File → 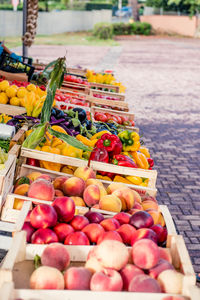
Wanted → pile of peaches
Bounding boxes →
[30,240,185,295]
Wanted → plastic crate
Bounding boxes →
[0,52,34,81]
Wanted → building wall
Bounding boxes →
[0,10,112,37]
[140,15,197,37]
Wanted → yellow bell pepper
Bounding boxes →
[139,147,150,158]
[40,146,61,172]
[114,175,132,184]
[90,131,111,140]
[61,143,83,159]
[76,135,97,147]
[126,176,143,185]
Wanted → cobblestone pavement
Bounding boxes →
[2,37,200,274]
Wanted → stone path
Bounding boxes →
[3,37,200,274]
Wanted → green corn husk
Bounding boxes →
[48,128,92,152]
[23,124,46,149]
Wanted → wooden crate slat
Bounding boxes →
[159,205,177,237]
[0,104,26,116]
[91,106,134,119]
[88,96,129,111]
[0,235,13,252]
[90,88,125,100]
[89,83,120,93]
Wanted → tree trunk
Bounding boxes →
[130,0,139,21]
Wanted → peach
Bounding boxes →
[87,246,98,260]
[53,223,74,242]
[132,239,160,269]
[142,200,159,211]
[158,212,166,227]
[41,243,70,271]
[52,196,75,222]
[129,211,154,229]
[28,179,55,201]
[157,269,184,294]
[31,228,58,244]
[159,247,172,264]
[133,202,143,210]
[131,228,158,245]
[97,231,123,244]
[132,190,142,204]
[148,259,174,279]
[25,210,31,222]
[13,199,25,210]
[117,224,136,245]
[53,176,69,190]
[99,195,122,213]
[90,269,123,291]
[84,211,104,223]
[55,189,64,197]
[63,176,85,197]
[151,224,167,244]
[128,274,161,293]
[99,186,107,198]
[27,171,42,182]
[146,209,160,224]
[13,184,29,195]
[128,208,141,215]
[85,257,103,273]
[92,204,100,209]
[70,215,89,231]
[38,174,52,181]
[30,266,64,289]
[107,182,126,194]
[86,178,104,188]
[64,267,92,290]
[113,187,135,210]
[74,166,96,181]
[120,264,144,291]
[143,195,157,203]
[82,223,105,244]
[30,204,57,229]
[64,231,90,245]
[161,297,185,300]
[83,185,101,207]
[96,240,129,270]
[22,221,35,243]
[100,218,120,231]
[113,212,130,224]
[71,196,86,207]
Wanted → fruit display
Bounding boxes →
[94,111,135,127]
[64,74,89,86]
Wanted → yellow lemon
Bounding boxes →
[6,86,18,98]
[27,83,36,92]
[10,97,20,106]
[0,80,9,91]
[0,92,8,104]
[20,97,26,107]
[17,87,27,98]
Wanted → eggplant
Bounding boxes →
[56,110,65,119]
[50,118,66,125]
[51,108,57,116]
[72,108,86,123]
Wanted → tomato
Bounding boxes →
[107,115,118,123]
[120,116,129,123]
[95,113,108,122]
[130,120,135,126]
[113,115,122,124]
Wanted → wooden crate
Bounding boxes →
[89,83,120,93]
[0,104,26,116]
[0,70,28,82]
[90,89,125,101]
[0,231,196,298]
[88,95,129,112]
[9,125,28,151]
[62,81,90,94]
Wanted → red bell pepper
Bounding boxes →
[96,133,122,156]
[113,154,138,168]
[148,158,154,168]
[89,147,114,177]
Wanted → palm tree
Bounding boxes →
[129,0,139,21]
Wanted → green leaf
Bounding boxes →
[48,128,92,152]
[40,82,57,124]
[43,60,57,74]
[22,124,46,149]
[34,254,41,269]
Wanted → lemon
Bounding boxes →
[6,86,18,98]
[17,87,27,98]
[10,97,20,106]
[0,80,9,92]
[20,97,26,107]
[27,83,36,92]
[0,92,9,104]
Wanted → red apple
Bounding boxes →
[70,215,89,231]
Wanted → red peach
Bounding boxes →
[71,196,86,207]
[148,259,174,279]
[55,189,64,197]
[113,212,130,224]
[62,176,85,197]
[87,246,98,260]
[142,200,159,211]
[53,223,74,242]
[97,231,123,244]
[41,243,70,271]
[53,176,69,190]
[128,208,141,215]
[37,174,52,181]
[100,218,120,231]
[22,221,35,243]
[90,269,123,291]
[64,267,92,290]
[159,247,172,264]
[64,231,90,245]
[129,211,154,229]
[133,202,143,210]
[85,257,103,273]
[83,185,100,207]
[52,196,75,222]
[117,224,136,245]
[70,215,89,231]
[120,264,144,291]
[30,204,57,229]
[31,228,58,244]
[84,211,104,223]
[28,179,55,201]
[132,239,160,269]
[25,210,31,222]
[142,195,158,203]
[128,274,161,293]
[151,224,167,244]
[82,223,105,244]
[131,228,158,246]
[74,167,96,181]
[30,266,64,289]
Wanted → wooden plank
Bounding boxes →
[89,83,120,93]
[9,125,28,150]
[8,144,21,157]
[90,89,125,101]
[189,286,200,300]
[0,235,13,251]
[0,70,28,82]
[0,104,26,116]
[159,205,177,246]
[88,95,129,111]
[91,106,134,119]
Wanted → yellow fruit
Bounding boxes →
[27,83,36,92]
[17,87,27,98]
[0,92,8,104]
[20,97,26,107]
[6,86,18,98]
[0,80,9,91]
[10,97,20,106]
